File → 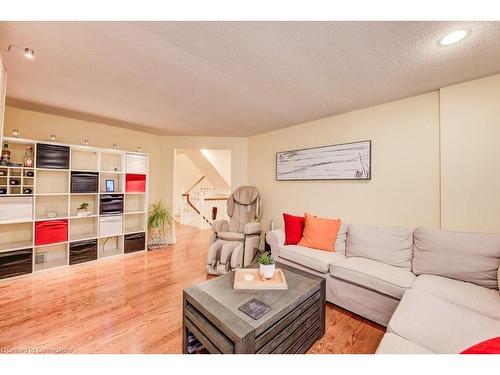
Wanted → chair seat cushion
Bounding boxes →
[376,333,433,354]
[388,289,500,353]
[412,274,500,320]
[217,232,245,241]
[329,257,416,299]
[278,245,345,274]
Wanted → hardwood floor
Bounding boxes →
[0,224,384,354]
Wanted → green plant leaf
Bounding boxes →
[147,200,174,235]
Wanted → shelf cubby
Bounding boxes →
[124,194,146,213]
[70,217,98,241]
[100,173,123,193]
[70,194,98,217]
[98,235,123,258]
[124,213,146,234]
[0,222,33,252]
[36,170,69,194]
[100,152,124,173]
[35,195,69,220]
[2,141,35,166]
[71,148,99,171]
[34,243,68,271]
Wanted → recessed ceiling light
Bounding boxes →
[439,30,469,46]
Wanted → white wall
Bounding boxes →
[440,74,500,232]
[172,152,203,217]
[248,92,441,230]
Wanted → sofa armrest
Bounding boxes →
[212,220,229,233]
[244,222,261,235]
[266,229,286,259]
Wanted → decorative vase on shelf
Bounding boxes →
[77,203,90,217]
[23,146,34,168]
[1,144,11,166]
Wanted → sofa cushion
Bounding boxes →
[346,224,412,268]
[329,256,416,299]
[388,289,500,353]
[460,337,500,354]
[283,213,305,245]
[298,213,341,251]
[412,275,500,320]
[278,245,345,274]
[335,223,347,254]
[413,227,500,288]
[376,333,433,354]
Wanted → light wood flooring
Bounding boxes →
[0,224,384,354]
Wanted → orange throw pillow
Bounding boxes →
[298,213,341,252]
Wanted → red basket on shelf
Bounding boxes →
[35,219,68,246]
[125,174,146,193]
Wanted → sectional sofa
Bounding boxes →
[266,224,500,354]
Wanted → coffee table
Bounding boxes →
[182,263,325,354]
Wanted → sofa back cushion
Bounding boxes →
[413,227,500,289]
[346,224,412,268]
[336,223,347,255]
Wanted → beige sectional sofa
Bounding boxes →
[266,224,500,354]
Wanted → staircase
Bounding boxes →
[181,176,229,229]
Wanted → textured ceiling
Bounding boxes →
[0,21,499,136]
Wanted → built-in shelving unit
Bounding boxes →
[0,136,149,280]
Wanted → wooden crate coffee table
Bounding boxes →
[182,263,325,354]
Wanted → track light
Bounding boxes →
[50,134,56,141]
[24,48,35,59]
[137,146,143,152]
[84,139,89,145]
[12,129,19,137]
[0,44,35,60]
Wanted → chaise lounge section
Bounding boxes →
[266,224,500,353]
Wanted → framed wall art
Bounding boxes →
[276,140,371,181]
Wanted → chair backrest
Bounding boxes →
[227,186,261,233]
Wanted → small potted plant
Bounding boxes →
[258,251,275,279]
[77,202,89,217]
[147,201,174,249]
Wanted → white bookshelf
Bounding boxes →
[0,136,149,280]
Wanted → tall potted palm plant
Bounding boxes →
[147,201,174,249]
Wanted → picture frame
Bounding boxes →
[105,179,115,192]
[276,140,371,181]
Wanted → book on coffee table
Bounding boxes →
[238,298,272,320]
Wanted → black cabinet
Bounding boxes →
[100,194,124,215]
[0,248,32,279]
[36,143,70,169]
[124,232,146,253]
[71,172,99,193]
[69,239,98,265]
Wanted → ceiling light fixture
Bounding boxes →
[0,44,35,59]
[439,30,469,46]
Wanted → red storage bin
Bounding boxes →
[125,174,146,193]
[35,219,68,246]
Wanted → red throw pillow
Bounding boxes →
[460,337,500,354]
[283,213,305,245]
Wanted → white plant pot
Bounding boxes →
[260,263,275,279]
